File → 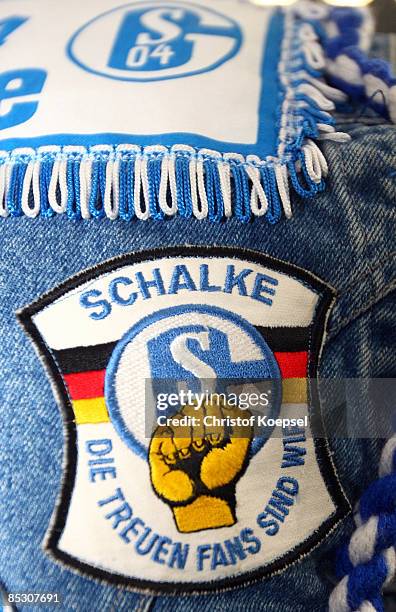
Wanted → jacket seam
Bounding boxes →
[336,250,396,295]
[339,138,376,297]
[328,281,396,337]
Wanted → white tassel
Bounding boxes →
[218,161,232,218]
[189,156,202,219]
[21,161,38,218]
[79,157,92,219]
[293,70,348,103]
[48,158,68,214]
[303,139,328,182]
[303,40,325,71]
[104,156,118,220]
[246,165,268,216]
[134,155,150,220]
[159,155,177,216]
[296,82,335,111]
[318,132,351,143]
[196,157,209,220]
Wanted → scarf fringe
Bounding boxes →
[0,137,343,222]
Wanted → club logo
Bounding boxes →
[106,304,281,532]
[67,2,242,82]
[19,247,348,593]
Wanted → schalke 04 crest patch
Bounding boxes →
[19,247,349,594]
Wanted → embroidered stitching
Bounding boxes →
[17,245,350,595]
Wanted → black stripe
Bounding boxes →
[257,326,310,352]
[53,326,309,374]
[54,342,116,374]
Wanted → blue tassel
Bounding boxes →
[204,160,224,223]
[7,162,25,217]
[88,160,105,219]
[263,167,282,224]
[66,159,79,220]
[147,157,163,220]
[347,556,388,611]
[231,163,251,223]
[287,158,321,197]
[175,155,192,218]
[119,158,135,221]
[359,474,396,523]
[40,161,54,218]
[335,543,354,579]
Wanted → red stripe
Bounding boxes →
[63,352,307,399]
[64,370,105,400]
[274,351,308,378]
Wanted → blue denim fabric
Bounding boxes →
[0,122,395,611]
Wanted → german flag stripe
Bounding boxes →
[63,351,308,401]
[54,326,311,374]
[72,397,109,425]
[62,349,308,425]
[55,341,113,374]
[67,379,308,425]
[64,369,105,399]
[275,351,307,378]
[282,379,307,404]
[257,326,310,352]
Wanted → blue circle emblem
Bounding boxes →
[106,305,281,459]
[67,2,242,82]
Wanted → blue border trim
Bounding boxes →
[105,303,281,460]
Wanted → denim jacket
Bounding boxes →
[0,2,395,611]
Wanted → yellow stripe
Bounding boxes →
[72,397,109,425]
[282,378,307,404]
[72,382,306,425]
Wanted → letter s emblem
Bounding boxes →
[136,9,184,45]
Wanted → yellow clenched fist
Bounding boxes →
[149,400,253,533]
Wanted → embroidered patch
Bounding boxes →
[19,247,349,593]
